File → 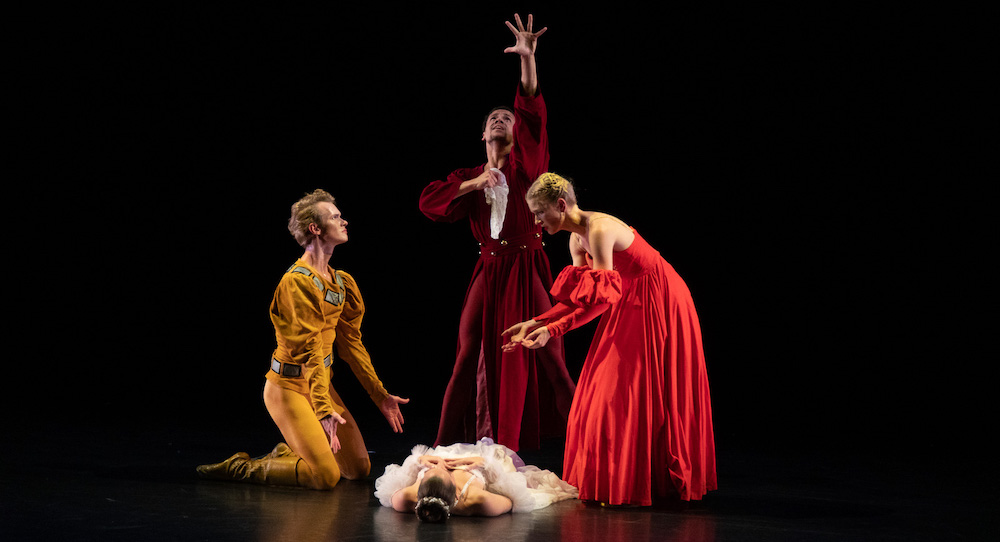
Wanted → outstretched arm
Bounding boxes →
[505,13,546,96]
[501,319,545,351]
[460,490,514,517]
[391,484,419,512]
[380,394,411,433]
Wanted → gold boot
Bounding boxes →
[267,442,295,458]
[245,442,295,461]
[196,452,250,480]
[196,452,302,487]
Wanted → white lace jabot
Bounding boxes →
[483,168,509,239]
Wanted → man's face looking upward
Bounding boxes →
[482,108,515,144]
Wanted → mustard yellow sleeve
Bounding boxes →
[270,271,343,419]
[310,364,343,420]
[333,271,390,407]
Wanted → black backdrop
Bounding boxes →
[12,4,987,462]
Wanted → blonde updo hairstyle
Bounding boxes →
[526,172,577,207]
[288,189,336,247]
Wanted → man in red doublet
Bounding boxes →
[418,14,575,452]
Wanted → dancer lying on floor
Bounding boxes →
[374,438,577,521]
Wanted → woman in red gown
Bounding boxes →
[503,173,717,505]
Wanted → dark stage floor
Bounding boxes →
[1,416,994,542]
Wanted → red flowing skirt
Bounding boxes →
[562,233,717,504]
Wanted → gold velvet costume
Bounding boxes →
[197,260,390,489]
[266,260,389,416]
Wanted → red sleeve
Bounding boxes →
[534,301,609,339]
[549,265,623,307]
[512,87,548,181]
[419,168,479,222]
[533,265,623,338]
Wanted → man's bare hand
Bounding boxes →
[504,13,547,57]
[380,394,410,433]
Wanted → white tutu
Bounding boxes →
[373,438,577,512]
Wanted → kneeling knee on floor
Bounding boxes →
[339,455,371,480]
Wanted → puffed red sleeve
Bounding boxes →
[550,265,623,306]
[533,265,623,338]
[419,168,477,222]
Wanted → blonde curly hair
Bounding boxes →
[526,172,577,206]
[288,189,336,247]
